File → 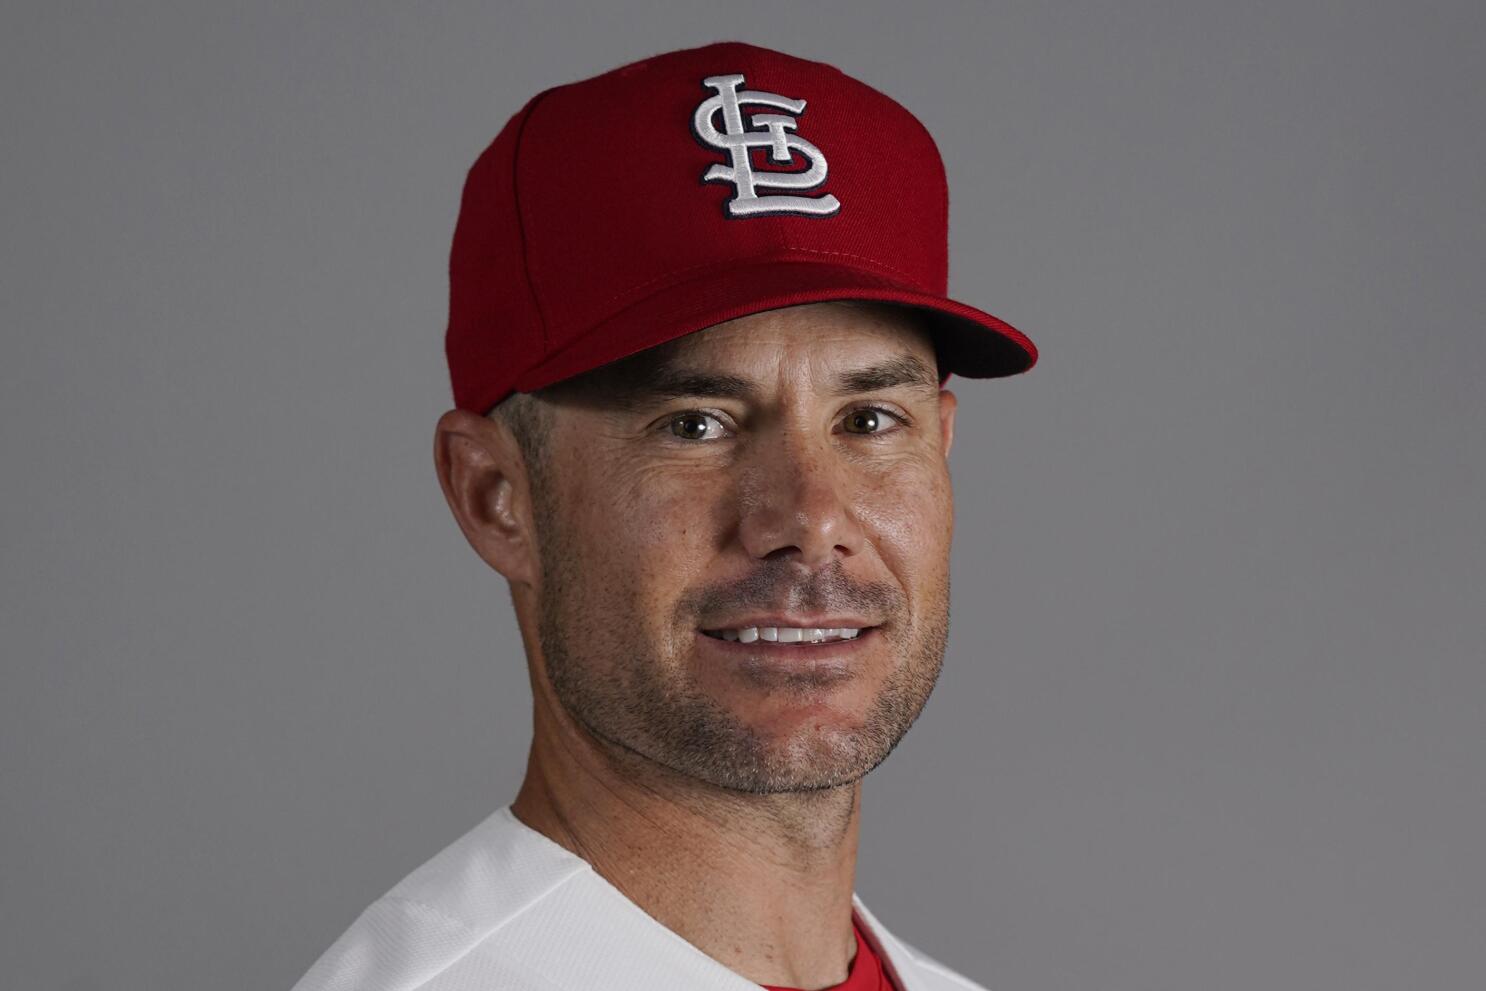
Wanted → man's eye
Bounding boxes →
[669,411,728,441]
[841,406,900,435]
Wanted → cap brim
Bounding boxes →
[511,258,1037,397]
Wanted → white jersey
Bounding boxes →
[292,805,990,991]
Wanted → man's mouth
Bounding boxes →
[701,626,868,645]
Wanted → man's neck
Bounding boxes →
[511,711,862,990]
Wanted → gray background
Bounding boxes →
[2,2,1482,989]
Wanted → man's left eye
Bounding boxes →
[841,407,900,435]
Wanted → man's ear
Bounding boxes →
[938,388,958,458]
[432,409,540,587]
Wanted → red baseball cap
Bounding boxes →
[445,40,1037,415]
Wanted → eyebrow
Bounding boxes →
[604,353,939,411]
[831,354,939,395]
[639,369,756,403]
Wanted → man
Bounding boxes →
[293,40,1036,991]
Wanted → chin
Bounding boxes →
[685,709,899,794]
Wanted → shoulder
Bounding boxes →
[291,807,589,991]
[891,935,993,991]
[852,895,994,991]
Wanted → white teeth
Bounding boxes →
[708,626,866,643]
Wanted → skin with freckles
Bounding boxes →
[432,301,959,990]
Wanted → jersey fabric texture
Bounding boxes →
[763,919,897,991]
[291,805,990,991]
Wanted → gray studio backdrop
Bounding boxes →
[3,3,1482,990]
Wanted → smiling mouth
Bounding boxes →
[701,626,871,645]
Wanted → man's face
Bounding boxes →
[529,301,957,794]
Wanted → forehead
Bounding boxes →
[678,300,932,361]
[547,301,937,399]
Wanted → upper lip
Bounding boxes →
[700,616,879,631]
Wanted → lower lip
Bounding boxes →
[694,628,879,667]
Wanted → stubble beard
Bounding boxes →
[533,512,950,795]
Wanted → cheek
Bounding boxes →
[564,461,730,606]
[854,457,953,573]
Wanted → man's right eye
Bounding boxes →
[669,411,728,441]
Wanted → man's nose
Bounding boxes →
[735,430,866,567]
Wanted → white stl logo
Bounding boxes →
[692,73,842,218]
